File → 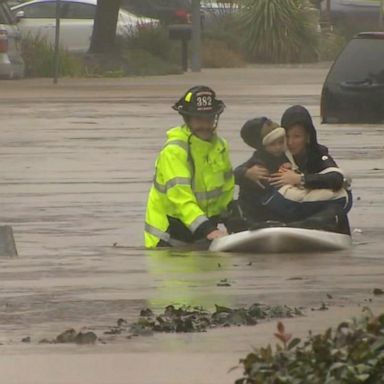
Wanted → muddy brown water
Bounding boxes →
[0,66,383,383]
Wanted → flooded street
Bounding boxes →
[0,66,384,383]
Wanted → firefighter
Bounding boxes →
[144,86,234,248]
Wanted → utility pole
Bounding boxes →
[53,0,61,84]
[191,0,201,72]
[380,0,384,30]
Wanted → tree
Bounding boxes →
[89,0,121,53]
[240,0,319,63]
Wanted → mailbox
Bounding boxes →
[168,24,192,41]
[168,24,192,72]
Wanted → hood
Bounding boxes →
[281,105,332,172]
[281,105,319,153]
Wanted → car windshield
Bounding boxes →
[328,38,384,84]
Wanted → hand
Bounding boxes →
[269,170,301,188]
[245,165,269,183]
[206,229,227,240]
[279,163,292,172]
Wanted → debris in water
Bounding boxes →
[56,329,77,343]
[21,337,31,343]
[125,303,303,336]
[117,318,128,327]
[217,278,232,287]
[247,262,252,266]
[373,288,384,296]
[326,293,333,299]
[39,329,98,345]
[75,331,97,345]
[311,302,329,311]
[353,228,363,234]
[113,242,118,247]
[287,277,303,281]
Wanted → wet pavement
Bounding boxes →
[0,65,384,383]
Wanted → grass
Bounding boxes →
[21,34,86,78]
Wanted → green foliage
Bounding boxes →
[120,49,182,76]
[20,26,183,78]
[119,25,179,63]
[20,34,86,78]
[239,0,319,63]
[236,311,384,384]
[318,31,346,61]
[203,39,245,68]
[202,12,246,67]
[118,25,183,75]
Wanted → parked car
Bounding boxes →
[121,0,192,25]
[320,0,382,35]
[11,0,158,52]
[321,32,384,124]
[0,0,24,78]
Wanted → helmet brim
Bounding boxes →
[173,101,225,117]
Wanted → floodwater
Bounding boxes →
[0,66,383,384]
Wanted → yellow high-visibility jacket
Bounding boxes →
[144,125,234,248]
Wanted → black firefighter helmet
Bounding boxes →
[172,86,225,118]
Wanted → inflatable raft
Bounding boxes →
[209,227,352,253]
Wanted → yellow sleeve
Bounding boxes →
[156,145,209,233]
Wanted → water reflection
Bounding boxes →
[145,249,235,310]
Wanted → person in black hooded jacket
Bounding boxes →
[269,105,346,190]
[265,105,353,227]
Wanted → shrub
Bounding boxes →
[20,34,85,78]
[236,311,384,384]
[239,0,319,63]
[120,48,182,76]
[318,31,346,61]
[202,10,246,68]
[203,38,245,68]
[119,24,179,63]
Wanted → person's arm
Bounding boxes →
[235,155,269,187]
[234,155,258,185]
[157,146,221,239]
[270,153,345,191]
[303,171,344,191]
[304,153,344,190]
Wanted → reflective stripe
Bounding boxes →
[153,177,191,194]
[189,215,209,233]
[145,222,190,247]
[164,139,189,152]
[145,222,170,243]
[195,187,225,201]
[153,179,166,193]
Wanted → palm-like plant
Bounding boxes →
[240,0,319,63]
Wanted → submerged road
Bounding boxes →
[0,65,383,383]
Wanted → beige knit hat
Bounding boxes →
[261,120,286,146]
